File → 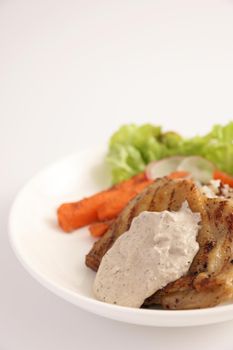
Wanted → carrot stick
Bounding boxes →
[133,179,154,192]
[97,191,136,221]
[89,221,112,237]
[115,172,146,190]
[58,191,117,232]
[167,171,190,179]
[97,180,153,221]
[57,173,149,232]
[213,170,233,187]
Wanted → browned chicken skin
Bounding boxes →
[86,178,233,309]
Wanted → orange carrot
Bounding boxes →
[97,191,136,221]
[97,180,153,221]
[115,172,146,190]
[58,191,117,232]
[133,179,154,192]
[89,222,112,237]
[213,170,233,187]
[167,171,190,179]
[57,173,150,232]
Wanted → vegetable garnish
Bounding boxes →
[89,222,112,238]
[57,121,233,238]
[145,156,185,179]
[107,122,233,184]
[176,156,216,183]
[146,156,215,183]
[167,171,190,179]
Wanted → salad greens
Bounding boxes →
[107,122,233,184]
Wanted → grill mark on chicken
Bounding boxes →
[149,183,166,210]
[168,188,176,210]
[149,179,173,212]
[226,213,233,232]
[190,183,196,192]
[127,202,139,225]
[204,241,216,254]
[214,200,227,221]
[207,210,211,221]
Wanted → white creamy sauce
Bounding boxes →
[94,201,201,308]
[201,180,221,198]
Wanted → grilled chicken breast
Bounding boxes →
[86,178,233,309]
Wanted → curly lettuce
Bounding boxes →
[189,122,233,174]
[107,124,182,183]
[107,121,233,184]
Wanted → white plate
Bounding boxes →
[9,148,233,327]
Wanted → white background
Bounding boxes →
[1,0,233,349]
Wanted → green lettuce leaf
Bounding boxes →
[107,124,180,183]
[199,122,233,174]
[107,121,233,184]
